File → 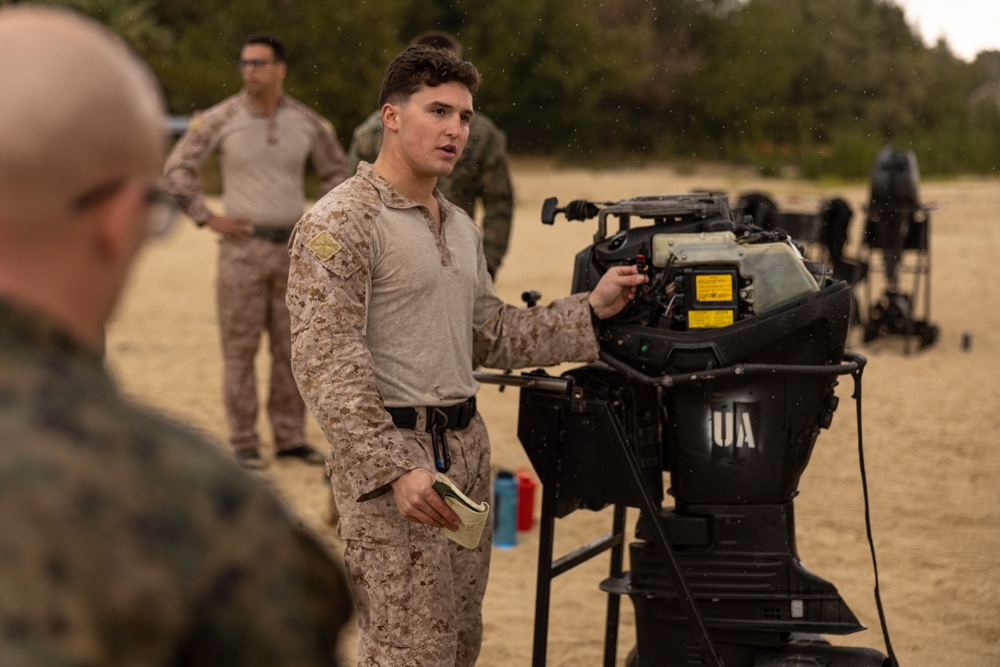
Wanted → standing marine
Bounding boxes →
[165,33,346,468]
[288,45,644,665]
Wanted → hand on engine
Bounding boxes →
[588,265,647,320]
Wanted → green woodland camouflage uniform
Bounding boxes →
[0,298,352,665]
[286,163,599,666]
[346,110,514,276]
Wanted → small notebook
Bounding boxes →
[432,472,490,549]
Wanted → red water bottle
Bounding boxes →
[515,468,536,531]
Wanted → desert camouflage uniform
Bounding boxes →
[0,298,352,665]
[165,91,346,457]
[346,110,514,276]
[286,162,598,666]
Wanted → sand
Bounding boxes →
[106,161,1000,666]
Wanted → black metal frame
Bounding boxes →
[478,353,867,667]
[517,379,721,666]
[532,485,628,667]
[857,208,935,353]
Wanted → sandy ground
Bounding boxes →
[106,161,1000,666]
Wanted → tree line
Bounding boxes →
[32,0,1000,177]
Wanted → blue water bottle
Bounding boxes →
[493,470,518,549]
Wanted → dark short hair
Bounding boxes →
[243,33,286,63]
[378,45,480,107]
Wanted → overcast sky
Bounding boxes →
[893,0,1000,61]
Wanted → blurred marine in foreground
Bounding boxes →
[0,6,351,664]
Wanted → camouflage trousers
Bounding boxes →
[337,411,493,667]
[216,235,305,453]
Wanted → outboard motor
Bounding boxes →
[860,147,937,350]
[509,194,893,666]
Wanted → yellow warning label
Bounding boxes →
[689,310,735,329]
[695,274,734,302]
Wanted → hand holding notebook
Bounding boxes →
[432,472,490,549]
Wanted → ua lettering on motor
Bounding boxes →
[710,404,757,450]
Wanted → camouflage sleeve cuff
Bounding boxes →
[173,193,213,227]
[346,433,426,502]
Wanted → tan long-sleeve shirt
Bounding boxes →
[165,91,346,227]
[286,162,599,503]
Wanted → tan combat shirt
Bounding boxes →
[287,162,599,502]
[164,91,347,227]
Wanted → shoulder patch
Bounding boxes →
[307,231,341,261]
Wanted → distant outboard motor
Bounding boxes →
[860,147,937,350]
[866,146,919,289]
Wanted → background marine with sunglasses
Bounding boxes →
[165,33,348,469]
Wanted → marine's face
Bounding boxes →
[239,43,284,98]
[392,81,473,180]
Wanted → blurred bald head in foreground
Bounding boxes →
[0,5,166,352]
[0,8,355,663]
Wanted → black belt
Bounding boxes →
[251,226,293,243]
[386,397,477,472]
